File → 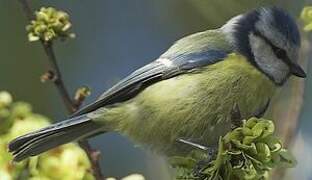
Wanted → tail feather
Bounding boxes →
[8,115,104,162]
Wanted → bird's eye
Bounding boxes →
[273,47,287,60]
[253,31,288,60]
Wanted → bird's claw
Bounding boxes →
[177,138,218,178]
[192,148,218,178]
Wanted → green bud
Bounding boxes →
[0,91,95,180]
[255,142,271,163]
[36,11,50,22]
[74,86,91,104]
[0,108,13,134]
[44,30,56,41]
[244,117,258,129]
[75,86,91,99]
[242,127,253,136]
[301,6,312,31]
[37,144,92,179]
[264,136,282,153]
[10,102,32,120]
[34,24,47,34]
[242,135,257,146]
[28,32,40,42]
[0,91,12,108]
[187,117,297,180]
[26,7,75,42]
[0,109,10,119]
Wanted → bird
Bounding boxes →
[9,7,306,162]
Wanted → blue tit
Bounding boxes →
[9,7,306,162]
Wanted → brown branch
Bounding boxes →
[41,42,77,113]
[17,1,104,179]
[271,33,310,180]
[275,33,311,147]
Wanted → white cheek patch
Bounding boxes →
[157,58,174,67]
[255,9,298,62]
[249,33,289,84]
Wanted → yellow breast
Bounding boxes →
[110,53,278,155]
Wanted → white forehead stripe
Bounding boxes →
[157,58,173,67]
[256,10,286,45]
[255,9,296,59]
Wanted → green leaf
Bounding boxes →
[175,115,297,180]
[255,143,271,163]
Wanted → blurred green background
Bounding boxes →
[0,0,311,179]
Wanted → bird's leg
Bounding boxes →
[192,147,218,178]
[253,98,271,118]
[177,138,209,151]
[177,138,217,160]
[177,138,218,177]
[177,103,266,177]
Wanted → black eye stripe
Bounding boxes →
[253,31,289,61]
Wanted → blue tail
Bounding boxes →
[8,115,104,162]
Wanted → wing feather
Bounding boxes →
[72,31,232,116]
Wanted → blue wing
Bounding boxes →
[72,31,233,116]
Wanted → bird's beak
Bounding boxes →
[290,62,306,78]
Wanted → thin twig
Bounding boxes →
[41,42,76,112]
[17,1,104,179]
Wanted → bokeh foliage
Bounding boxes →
[301,6,312,32]
[0,91,94,180]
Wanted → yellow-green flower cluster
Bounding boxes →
[0,91,94,180]
[26,7,75,42]
[300,6,312,32]
[201,117,296,180]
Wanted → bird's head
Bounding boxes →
[222,7,306,85]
